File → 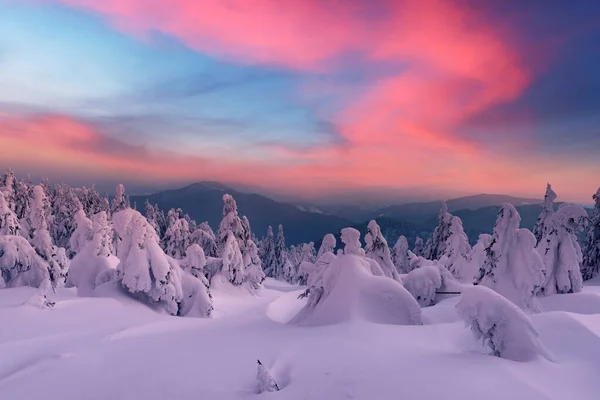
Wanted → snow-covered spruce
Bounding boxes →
[461,234,494,283]
[364,220,398,280]
[0,191,20,235]
[298,233,338,304]
[0,235,51,289]
[112,209,211,317]
[69,209,93,256]
[537,204,588,295]
[23,278,55,309]
[243,239,265,290]
[533,183,557,245]
[144,200,167,240]
[163,216,192,259]
[48,183,83,251]
[413,236,425,258]
[474,203,545,312]
[294,242,316,285]
[180,244,209,286]
[403,264,461,307]
[274,224,294,282]
[191,224,219,258]
[391,236,411,274]
[456,286,551,362]
[221,232,245,286]
[317,233,337,258]
[75,185,109,218]
[442,216,472,279]
[290,251,422,326]
[342,227,385,276]
[259,225,276,277]
[581,187,600,281]
[216,194,246,254]
[256,360,280,393]
[110,184,130,215]
[423,202,453,261]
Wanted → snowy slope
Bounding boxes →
[2,280,600,399]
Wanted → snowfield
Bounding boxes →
[2,280,600,400]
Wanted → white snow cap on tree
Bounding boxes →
[341,227,365,256]
[456,286,551,362]
[413,236,425,257]
[533,183,557,245]
[69,209,93,256]
[0,191,20,235]
[581,187,600,281]
[423,202,453,260]
[403,264,460,307]
[163,217,191,259]
[191,225,219,258]
[259,225,277,277]
[0,235,51,289]
[537,204,588,295]
[317,233,337,258]
[180,243,209,286]
[110,184,130,214]
[221,232,245,285]
[244,239,265,290]
[474,203,545,312]
[216,194,245,254]
[443,216,472,279]
[112,209,183,315]
[364,220,398,280]
[391,236,411,274]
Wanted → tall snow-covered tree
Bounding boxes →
[49,183,83,250]
[364,220,398,280]
[318,233,337,258]
[474,203,545,312]
[221,232,245,285]
[0,168,16,212]
[581,187,600,281]
[216,194,246,254]
[537,204,588,295]
[0,235,50,289]
[162,217,191,259]
[13,177,33,220]
[423,202,453,261]
[191,224,218,258]
[180,243,209,286]
[244,239,265,289]
[533,183,557,245]
[391,236,411,274]
[28,186,67,287]
[259,226,277,277]
[76,185,109,217]
[413,236,425,257]
[68,209,93,256]
[110,184,130,214]
[0,191,20,236]
[443,216,472,279]
[274,225,294,282]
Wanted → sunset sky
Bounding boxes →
[0,0,599,203]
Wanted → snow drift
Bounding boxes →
[290,254,422,326]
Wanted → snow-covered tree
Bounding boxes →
[244,239,265,289]
[256,360,280,393]
[474,203,545,312]
[216,194,246,254]
[0,168,16,212]
[341,227,365,256]
[69,209,93,256]
[162,217,191,259]
[295,242,316,285]
[49,183,83,251]
[112,209,183,315]
[537,204,588,295]
[423,202,453,260]
[0,235,50,289]
[413,236,425,257]
[391,236,411,274]
[260,226,277,277]
[221,232,245,285]
[110,184,130,214]
[91,211,113,257]
[191,225,219,258]
[461,234,494,283]
[364,220,398,280]
[24,278,55,309]
[13,177,33,220]
[0,191,20,235]
[28,186,67,287]
[581,187,600,281]
[403,264,460,307]
[76,185,109,217]
[456,286,551,361]
[317,233,337,258]
[533,183,557,245]
[443,216,472,279]
[274,224,294,282]
[180,243,209,286]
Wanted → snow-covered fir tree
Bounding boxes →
[256,360,280,393]
[110,184,130,214]
[244,239,266,289]
[532,183,557,245]
[295,242,317,285]
[391,236,411,274]
[49,183,83,251]
[413,236,425,258]
[68,209,93,256]
[162,216,192,259]
[13,177,33,220]
[0,168,16,212]
[581,187,600,281]
[221,232,245,285]
[259,226,277,277]
[274,224,294,282]
[76,185,109,217]
[317,233,337,258]
[0,235,51,288]
[474,203,545,312]
[28,185,68,287]
[180,244,209,286]
[216,194,246,255]
[0,191,20,236]
[443,216,472,279]
[537,204,588,295]
[191,223,219,258]
[144,200,161,238]
[364,220,398,280]
[423,202,453,261]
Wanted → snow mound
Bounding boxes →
[457,286,552,361]
[403,265,464,307]
[290,254,422,326]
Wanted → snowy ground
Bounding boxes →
[2,279,600,400]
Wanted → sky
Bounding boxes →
[0,0,599,204]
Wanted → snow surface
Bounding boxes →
[2,279,600,399]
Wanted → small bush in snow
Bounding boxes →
[256,360,280,393]
[456,286,551,362]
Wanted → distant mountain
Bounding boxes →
[372,194,542,225]
[130,182,353,245]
